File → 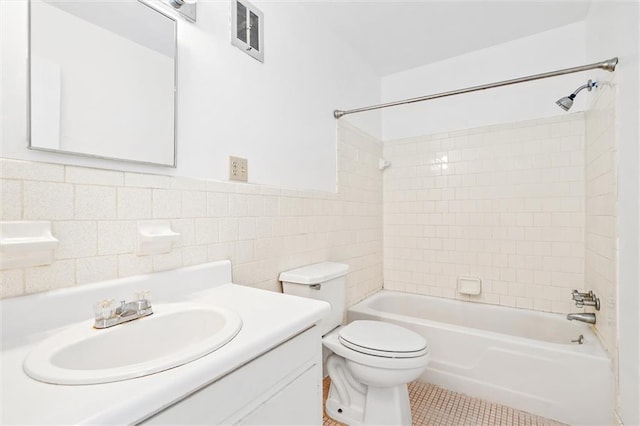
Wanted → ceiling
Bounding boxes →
[306,1,591,77]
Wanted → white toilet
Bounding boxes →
[280,262,429,426]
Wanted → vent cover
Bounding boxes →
[231,0,264,62]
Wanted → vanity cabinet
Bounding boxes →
[2,263,330,425]
[142,326,323,425]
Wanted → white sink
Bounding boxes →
[23,303,242,385]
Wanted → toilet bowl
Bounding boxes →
[279,263,430,426]
[322,320,429,425]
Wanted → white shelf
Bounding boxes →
[0,222,59,269]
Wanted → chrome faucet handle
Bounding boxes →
[572,289,596,300]
[581,296,601,311]
[571,289,584,301]
[572,290,600,311]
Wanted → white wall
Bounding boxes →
[381,22,588,140]
[585,2,640,425]
[1,0,381,192]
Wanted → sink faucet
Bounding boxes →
[566,312,596,324]
[94,291,153,329]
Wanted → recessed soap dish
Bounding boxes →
[136,221,181,256]
[457,276,482,295]
[0,221,59,269]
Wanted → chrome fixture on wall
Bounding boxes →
[571,289,601,310]
[333,57,618,119]
[567,289,599,324]
[556,80,597,111]
[161,0,196,22]
[567,312,596,324]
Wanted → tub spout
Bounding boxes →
[566,312,596,324]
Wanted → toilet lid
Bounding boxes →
[338,321,428,358]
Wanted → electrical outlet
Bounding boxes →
[229,156,248,182]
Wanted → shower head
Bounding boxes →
[556,79,597,111]
[556,96,574,111]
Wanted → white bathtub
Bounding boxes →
[347,290,612,425]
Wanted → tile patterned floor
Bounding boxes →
[322,378,567,426]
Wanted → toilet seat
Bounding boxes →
[323,326,430,371]
[338,320,428,358]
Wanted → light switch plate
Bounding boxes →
[229,156,248,182]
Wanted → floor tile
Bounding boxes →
[322,378,566,426]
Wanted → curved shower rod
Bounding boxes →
[333,57,618,119]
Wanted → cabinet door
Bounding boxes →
[238,364,321,425]
[141,327,322,425]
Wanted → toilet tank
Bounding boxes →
[279,262,348,336]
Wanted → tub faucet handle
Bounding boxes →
[571,289,586,301]
[571,289,600,310]
[581,296,600,311]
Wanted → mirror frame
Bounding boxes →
[27,0,179,168]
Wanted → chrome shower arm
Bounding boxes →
[570,80,597,98]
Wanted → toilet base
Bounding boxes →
[326,382,412,426]
[364,384,412,425]
[325,388,364,425]
[325,355,413,426]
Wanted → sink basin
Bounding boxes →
[23,303,242,385]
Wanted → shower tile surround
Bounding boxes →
[585,77,618,399]
[383,114,587,314]
[0,121,383,306]
[585,80,617,349]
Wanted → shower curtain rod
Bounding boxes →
[333,57,619,119]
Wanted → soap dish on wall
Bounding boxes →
[0,221,59,269]
[136,221,181,256]
[457,276,482,296]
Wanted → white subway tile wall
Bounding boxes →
[585,79,617,357]
[0,121,383,306]
[383,114,586,314]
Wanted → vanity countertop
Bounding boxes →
[1,264,330,425]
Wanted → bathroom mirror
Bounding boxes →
[29,0,177,166]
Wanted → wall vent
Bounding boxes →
[231,0,264,62]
